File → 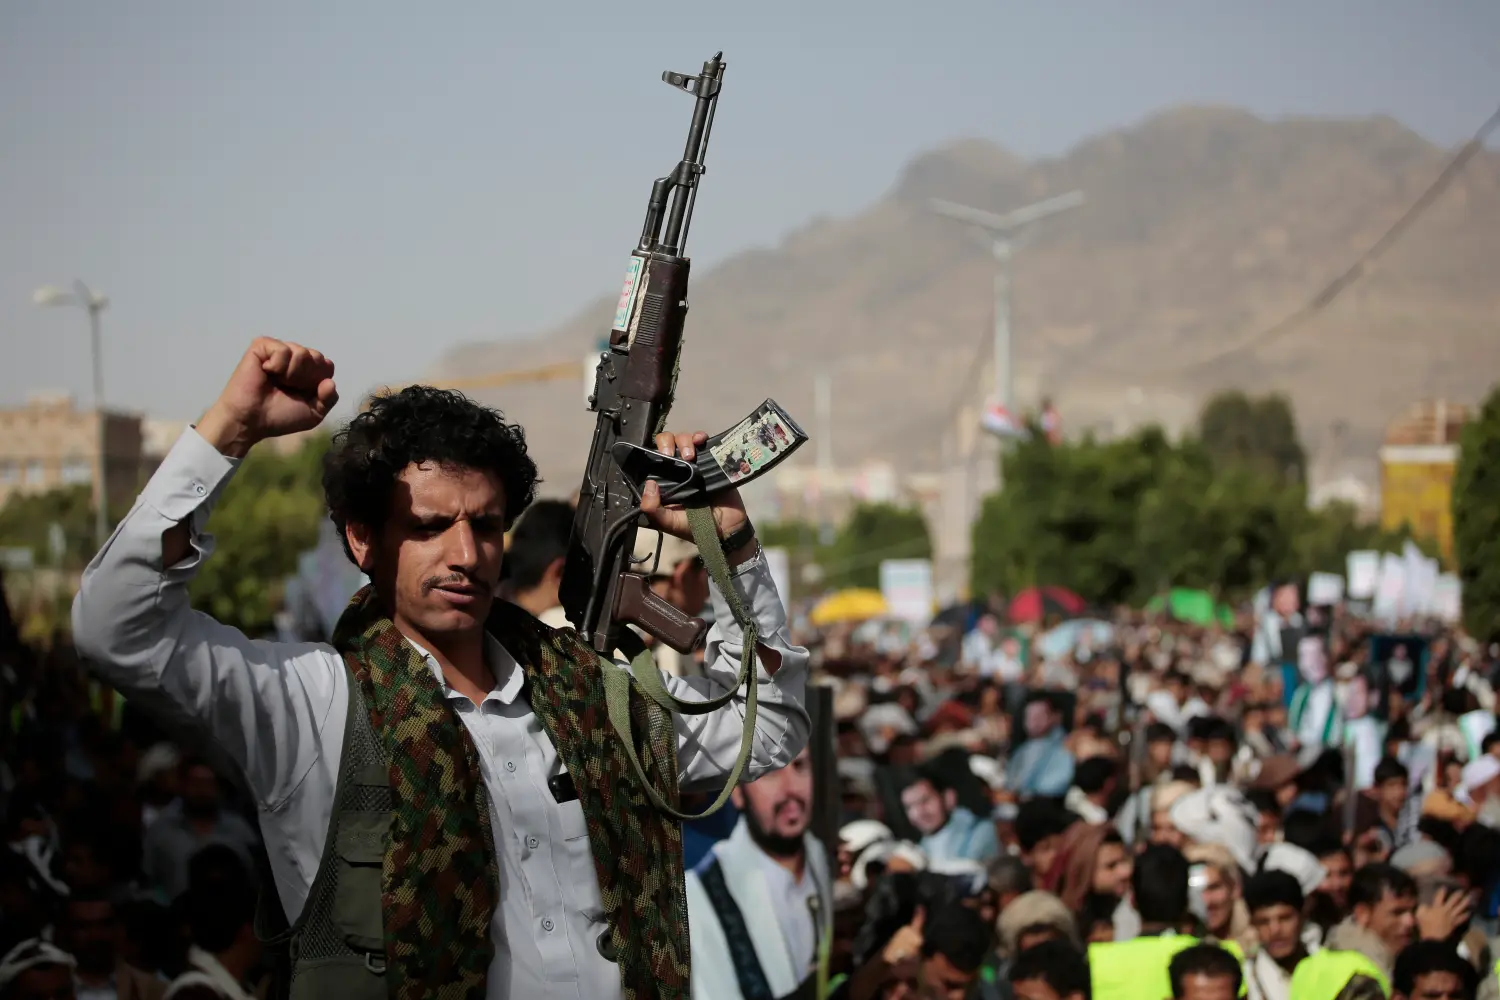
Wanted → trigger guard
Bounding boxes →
[609,442,707,505]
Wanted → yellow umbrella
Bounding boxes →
[809,588,888,626]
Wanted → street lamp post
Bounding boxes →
[813,372,834,545]
[929,190,1085,420]
[33,281,111,549]
[927,191,1084,595]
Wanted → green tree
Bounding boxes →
[756,518,826,602]
[0,568,19,652]
[821,502,931,590]
[758,518,820,554]
[1198,390,1306,485]
[0,437,337,639]
[971,419,1418,608]
[1295,500,1372,574]
[971,427,1181,604]
[0,486,132,570]
[188,435,331,636]
[1134,456,1308,600]
[1294,500,1433,575]
[1453,385,1500,641]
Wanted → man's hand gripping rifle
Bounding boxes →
[558,52,807,819]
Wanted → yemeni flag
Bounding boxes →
[981,402,1025,438]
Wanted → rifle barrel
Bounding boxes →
[661,55,724,253]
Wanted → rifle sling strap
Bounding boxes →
[602,504,760,821]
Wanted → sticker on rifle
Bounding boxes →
[709,402,800,484]
[612,257,644,333]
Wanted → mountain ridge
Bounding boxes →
[430,104,1500,503]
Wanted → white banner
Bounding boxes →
[1346,550,1381,600]
[1432,573,1463,623]
[1402,541,1439,617]
[1307,572,1345,606]
[1372,553,1405,621]
[879,559,934,626]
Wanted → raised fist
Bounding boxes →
[198,338,338,457]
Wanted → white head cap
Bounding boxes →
[850,840,928,891]
[1457,756,1500,805]
[1257,842,1328,897]
[0,939,76,992]
[839,820,894,856]
[968,754,1007,791]
[136,742,181,785]
[1170,786,1260,872]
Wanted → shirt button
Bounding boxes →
[526,835,539,849]
[191,481,207,497]
[505,761,516,772]
[542,918,555,933]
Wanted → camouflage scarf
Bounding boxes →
[333,586,691,1000]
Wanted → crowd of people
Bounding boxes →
[3,462,1499,1000]
[1,631,265,1000]
[784,596,1500,1000]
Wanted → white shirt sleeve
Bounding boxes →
[70,427,344,811]
[655,548,811,793]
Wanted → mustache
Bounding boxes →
[772,795,809,817]
[421,573,492,596]
[745,795,809,859]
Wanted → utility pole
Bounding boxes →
[992,255,1012,417]
[930,190,1084,424]
[33,281,112,549]
[927,191,1084,595]
[814,373,834,545]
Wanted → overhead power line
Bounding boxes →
[1166,100,1500,376]
[934,300,1001,436]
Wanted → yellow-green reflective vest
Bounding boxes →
[1089,934,1201,1000]
[1288,949,1390,1000]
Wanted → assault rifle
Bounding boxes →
[560,52,805,659]
[558,53,807,819]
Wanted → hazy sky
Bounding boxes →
[4,1,1497,423]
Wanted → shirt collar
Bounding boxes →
[732,817,809,891]
[184,946,258,1000]
[403,634,526,706]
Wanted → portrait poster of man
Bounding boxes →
[707,401,802,484]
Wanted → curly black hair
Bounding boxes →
[322,385,539,564]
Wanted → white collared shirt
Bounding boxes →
[165,946,258,1000]
[71,427,811,1000]
[751,835,819,978]
[685,818,831,1000]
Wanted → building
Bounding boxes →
[140,418,319,474]
[140,417,190,480]
[0,393,144,512]
[1379,398,1470,562]
[767,460,932,527]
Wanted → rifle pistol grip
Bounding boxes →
[613,572,710,655]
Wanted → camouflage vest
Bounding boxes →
[278,589,691,999]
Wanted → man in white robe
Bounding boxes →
[685,747,832,1000]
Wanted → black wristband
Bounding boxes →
[719,521,756,555]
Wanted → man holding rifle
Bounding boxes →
[70,337,809,1000]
